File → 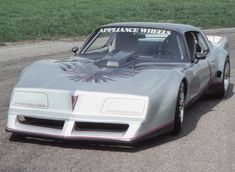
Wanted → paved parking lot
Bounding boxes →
[0,30,234,172]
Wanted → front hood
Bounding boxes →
[16,58,186,96]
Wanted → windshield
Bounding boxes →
[81,27,187,64]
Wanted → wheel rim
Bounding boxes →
[179,85,185,123]
[224,62,230,92]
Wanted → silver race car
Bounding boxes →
[6,22,230,143]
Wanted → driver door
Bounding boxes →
[186,31,211,98]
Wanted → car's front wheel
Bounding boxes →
[172,82,185,135]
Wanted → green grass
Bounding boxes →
[0,0,234,44]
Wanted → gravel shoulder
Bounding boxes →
[0,39,83,62]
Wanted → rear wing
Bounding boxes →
[206,35,229,52]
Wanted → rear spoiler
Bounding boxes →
[206,35,229,52]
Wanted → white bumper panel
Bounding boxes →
[7,111,143,142]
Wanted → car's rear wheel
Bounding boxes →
[172,82,185,135]
[214,58,230,98]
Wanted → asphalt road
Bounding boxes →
[0,30,234,172]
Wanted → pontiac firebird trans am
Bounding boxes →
[6,22,230,143]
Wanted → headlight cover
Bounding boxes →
[12,91,48,109]
[101,98,146,116]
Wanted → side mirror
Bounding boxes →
[71,47,79,55]
[195,52,206,60]
[193,52,206,63]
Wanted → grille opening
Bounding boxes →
[74,122,129,133]
[17,116,64,129]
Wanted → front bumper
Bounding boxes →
[6,108,173,143]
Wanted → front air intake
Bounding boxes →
[17,116,65,129]
[74,122,129,133]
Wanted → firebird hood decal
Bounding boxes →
[58,57,187,83]
[59,60,139,83]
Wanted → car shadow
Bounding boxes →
[9,84,234,152]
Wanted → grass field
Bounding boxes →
[0,0,234,44]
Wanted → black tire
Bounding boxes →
[214,58,230,98]
[172,82,185,135]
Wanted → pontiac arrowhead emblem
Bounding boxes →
[71,95,78,111]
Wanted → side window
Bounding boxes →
[85,32,115,54]
[86,33,110,52]
[195,32,209,53]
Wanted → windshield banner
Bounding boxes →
[100,27,171,35]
